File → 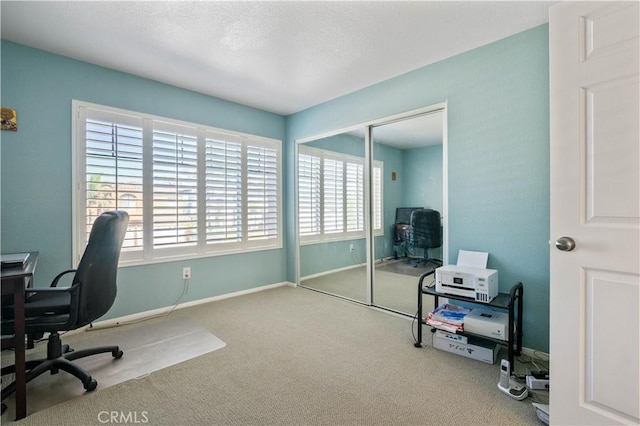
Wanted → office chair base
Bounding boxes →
[413,258,442,269]
[0,333,123,403]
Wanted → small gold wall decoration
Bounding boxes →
[1,108,17,131]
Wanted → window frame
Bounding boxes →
[72,100,282,267]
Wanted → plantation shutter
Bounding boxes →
[152,123,198,248]
[345,161,364,232]
[205,134,243,244]
[84,111,144,251]
[373,164,383,231]
[246,143,279,241]
[323,158,344,234]
[298,152,321,237]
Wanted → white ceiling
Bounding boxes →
[1,1,555,116]
[348,110,444,148]
[373,111,444,148]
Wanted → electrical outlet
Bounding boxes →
[349,244,354,252]
[182,267,191,279]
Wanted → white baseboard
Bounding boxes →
[300,263,363,281]
[87,281,290,331]
[300,257,390,281]
[520,346,549,362]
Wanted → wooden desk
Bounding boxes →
[1,251,38,420]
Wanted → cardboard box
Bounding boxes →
[434,329,468,344]
[464,309,509,341]
[432,332,498,364]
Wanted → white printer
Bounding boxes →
[435,265,498,303]
[464,309,509,340]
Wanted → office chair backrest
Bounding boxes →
[410,209,442,249]
[73,210,129,327]
[395,207,423,225]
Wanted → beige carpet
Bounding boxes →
[1,317,225,420]
[5,286,548,425]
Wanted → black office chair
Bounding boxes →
[409,209,442,268]
[392,207,423,259]
[1,210,129,402]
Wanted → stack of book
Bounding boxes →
[426,303,471,333]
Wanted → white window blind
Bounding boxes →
[345,162,364,232]
[298,153,321,237]
[205,135,243,244]
[152,124,198,249]
[298,145,383,243]
[372,165,383,231]
[246,144,279,242]
[323,158,344,234]
[84,112,144,252]
[74,101,281,266]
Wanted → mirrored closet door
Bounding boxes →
[296,105,447,316]
[370,111,445,315]
[297,131,369,303]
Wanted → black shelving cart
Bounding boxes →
[414,270,524,367]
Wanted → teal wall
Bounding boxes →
[299,239,366,278]
[402,144,444,261]
[0,41,287,320]
[286,25,550,351]
[374,143,404,259]
[402,145,443,213]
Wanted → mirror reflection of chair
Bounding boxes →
[393,207,423,259]
[1,210,129,404]
[408,209,442,269]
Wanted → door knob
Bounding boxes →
[555,236,576,252]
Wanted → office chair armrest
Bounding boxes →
[50,269,77,287]
[23,283,81,327]
[25,285,78,294]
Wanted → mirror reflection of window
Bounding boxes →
[297,145,382,244]
[297,132,369,304]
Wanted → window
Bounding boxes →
[152,123,199,249]
[246,145,279,242]
[298,145,383,243]
[372,166,382,230]
[205,135,243,245]
[323,158,344,234]
[345,162,365,232]
[73,101,282,265]
[298,153,321,237]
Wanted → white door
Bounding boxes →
[549,2,639,425]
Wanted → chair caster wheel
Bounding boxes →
[112,349,123,359]
[1,403,6,414]
[84,378,98,392]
